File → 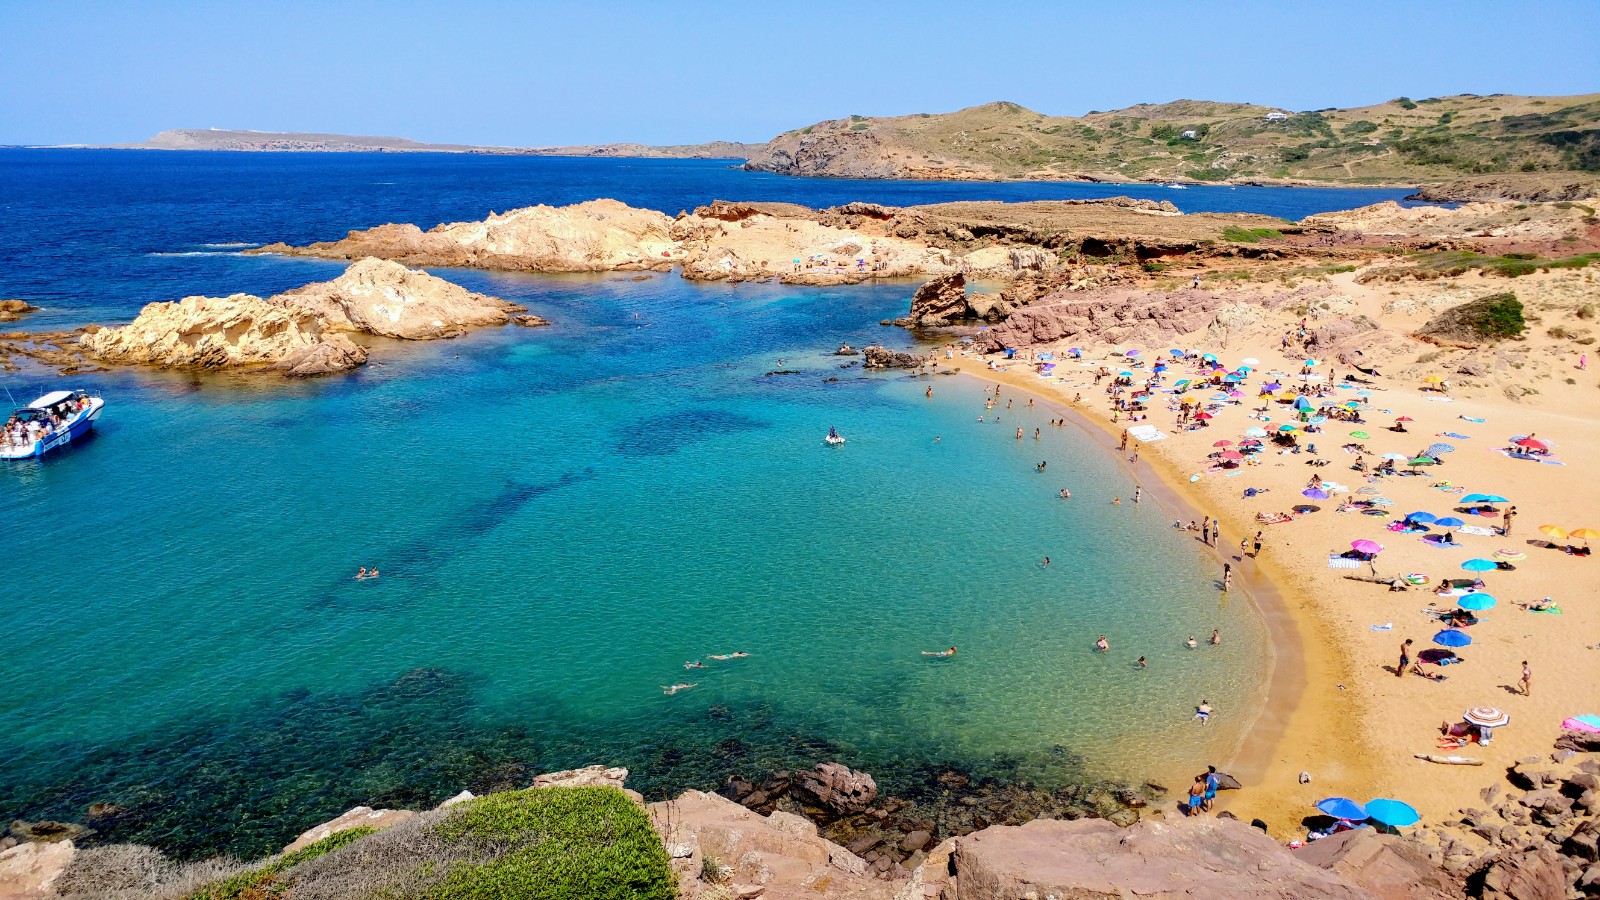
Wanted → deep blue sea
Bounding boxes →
[0,151,1413,858]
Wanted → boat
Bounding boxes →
[824,426,846,446]
[1,390,105,460]
[1166,183,1188,190]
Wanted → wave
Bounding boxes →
[146,251,245,258]
[199,242,259,249]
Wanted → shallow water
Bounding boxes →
[0,152,1370,856]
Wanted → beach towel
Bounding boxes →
[1443,432,1471,439]
[1562,716,1600,734]
[1459,525,1494,536]
[1459,416,1486,423]
[1369,623,1393,631]
[1327,555,1361,569]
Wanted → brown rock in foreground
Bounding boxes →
[0,840,75,900]
[0,300,40,324]
[945,817,1371,899]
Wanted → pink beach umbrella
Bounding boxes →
[1221,450,1244,460]
[1351,539,1384,555]
[1213,440,1233,447]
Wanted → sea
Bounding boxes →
[0,150,1418,858]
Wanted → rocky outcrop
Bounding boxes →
[907,273,969,326]
[275,257,521,339]
[862,346,922,369]
[280,806,417,855]
[0,840,75,900]
[943,817,1370,899]
[1405,173,1600,203]
[531,765,630,790]
[79,293,370,376]
[255,199,681,272]
[793,763,878,817]
[0,300,39,324]
[651,790,890,900]
[982,286,1228,350]
[81,259,529,377]
[1295,828,1462,899]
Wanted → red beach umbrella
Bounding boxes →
[1221,450,1244,460]
[1194,412,1213,420]
[1514,438,1547,451]
[1395,416,1414,423]
[1213,440,1233,447]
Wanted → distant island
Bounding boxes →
[47,92,1600,198]
[78,128,761,159]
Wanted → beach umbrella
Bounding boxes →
[1293,504,1322,514]
[1408,456,1438,466]
[1221,450,1243,460]
[1419,648,1458,664]
[1126,349,1140,357]
[1492,550,1526,561]
[1315,798,1368,820]
[1264,382,1281,391]
[1303,488,1329,500]
[1433,517,1466,528]
[1433,629,1473,647]
[1202,353,1218,361]
[1213,440,1233,447]
[1351,539,1383,554]
[1458,594,1497,611]
[1228,390,1244,398]
[1464,706,1510,728]
[1461,559,1498,572]
[1305,359,1319,367]
[1350,431,1370,439]
[1365,799,1420,827]
[1569,528,1600,540]
[1278,424,1299,432]
[1425,443,1456,456]
[1406,512,1438,524]
[1539,525,1568,540]
[1169,348,1184,356]
[1118,370,1133,377]
[1194,411,1214,420]
[1242,357,1260,366]
[1245,427,1268,438]
[1423,375,1444,384]
[1514,437,1547,451]
[1396,416,1414,423]
[1154,363,1168,373]
[1382,452,1408,461]
[1174,379,1191,388]
[1463,493,1507,504]
[1295,397,1314,409]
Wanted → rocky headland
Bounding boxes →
[9,728,1600,899]
[0,300,40,324]
[1404,173,1600,203]
[77,258,530,377]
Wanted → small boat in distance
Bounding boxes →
[1166,183,1188,190]
[2,390,105,460]
[825,426,846,446]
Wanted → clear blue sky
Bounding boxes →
[3,0,1596,146]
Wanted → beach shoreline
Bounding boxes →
[936,361,1343,825]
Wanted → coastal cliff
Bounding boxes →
[80,258,527,376]
[743,94,1600,186]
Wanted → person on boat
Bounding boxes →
[921,647,957,657]
[828,426,839,439]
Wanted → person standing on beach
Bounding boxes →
[1134,485,1142,504]
[1120,429,1129,451]
[1503,506,1517,537]
[1519,660,1532,696]
[1397,639,1413,677]
[1222,563,1232,592]
[1201,517,1211,546]
[1251,531,1263,558]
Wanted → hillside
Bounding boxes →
[96,129,759,158]
[743,94,1600,186]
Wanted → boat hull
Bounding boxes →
[1,399,102,460]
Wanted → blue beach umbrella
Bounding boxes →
[1463,493,1508,504]
[1365,799,1420,827]
[1458,594,1497,611]
[1316,798,1368,820]
[1169,348,1185,356]
[1153,363,1168,373]
[1202,353,1218,361]
[1433,629,1473,647]
[1433,517,1466,528]
[1461,559,1498,572]
[1425,442,1456,456]
[1302,488,1329,500]
[1406,512,1438,524]
[1119,370,1133,377]
[1295,397,1314,409]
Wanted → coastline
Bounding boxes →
[935,358,1364,832]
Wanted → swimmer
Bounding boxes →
[921,646,957,657]
[1194,700,1212,724]
[935,436,941,442]
[1134,485,1142,504]
[1135,656,1148,669]
[1185,636,1198,650]
[1111,497,1121,506]
[1037,460,1047,471]
[685,661,706,669]
[1210,629,1221,646]
[355,567,368,579]
[1034,428,1041,440]
[1016,427,1024,439]
[1059,488,1072,500]
[707,652,750,661]
[662,683,698,695]
[1042,556,1051,568]
[1094,635,1109,652]
[926,386,933,398]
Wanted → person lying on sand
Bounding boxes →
[662,683,698,695]
[921,647,957,658]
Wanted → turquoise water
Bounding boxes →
[0,154,1312,857]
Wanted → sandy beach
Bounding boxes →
[927,263,1600,840]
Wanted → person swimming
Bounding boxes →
[1194,700,1212,724]
[921,646,957,657]
[355,567,368,579]
[1185,636,1199,649]
[662,683,698,695]
[707,652,750,661]
[685,661,706,669]
[1210,629,1221,645]
[1135,656,1148,669]
[1094,635,1109,652]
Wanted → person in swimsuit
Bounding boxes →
[1094,635,1109,653]
[685,661,706,669]
[1210,629,1221,645]
[1187,777,1206,815]
[662,683,698,695]
[1194,701,1212,724]
[1135,656,1147,669]
[1185,636,1198,649]
[921,647,957,657]
[355,567,368,579]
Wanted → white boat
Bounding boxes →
[1,390,105,460]
[825,427,846,446]
[1166,183,1188,190]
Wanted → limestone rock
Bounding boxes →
[649,789,889,900]
[0,300,39,325]
[861,346,922,370]
[276,257,523,339]
[908,273,969,327]
[793,764,879,817]
[0,840,75,899]
[532,765,630,790]
[436,790,476,810]
[81,293,369,375]
[256,199,680,273]
[1295,827,1461,899]
[511,313,550,327]
[281,806,416,855]
[948,817,1369,899]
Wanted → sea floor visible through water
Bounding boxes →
[0,153,1404,857]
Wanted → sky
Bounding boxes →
[2,0,1596,147]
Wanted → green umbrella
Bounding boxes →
[1349,431,1370,439]
[1408,456,1438,466]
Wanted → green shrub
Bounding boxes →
[423,787,674,900]
[1469,293,1526,339]
[1396,97,1418,110]
[182,827,376,900]
[1578,303,1596,319]
[849,123,869,131]
[1186,167,1232,181]
[1341,120,1379,136]
[1141,260,1167,273]
[1222,226,1284,243]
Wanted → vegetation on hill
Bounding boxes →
[745,94,1600,185]
[1421,292,1527,342]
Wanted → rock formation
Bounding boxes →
[907,273,970,326]
[0,839,76,900]
[280,806,417,855]
[80,259,530,377]
[792,763,879,817]
[255,199,681,272]
[0,300,39,324]
[1405,173,1600,203]
[861,346,923,369]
